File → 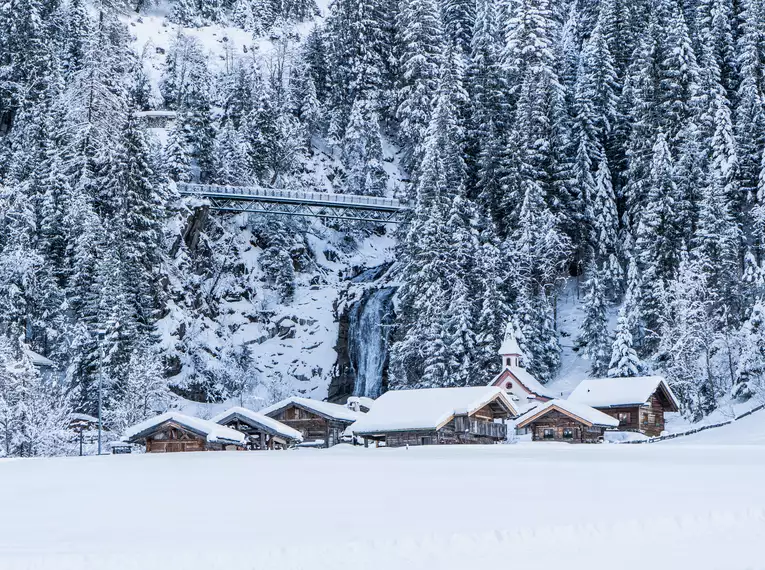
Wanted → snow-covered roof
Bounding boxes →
[498,322,525,356]
[491,367,556,399]
[25,348,55,368]
[508,367,556,399]
[70,413,99,424]
[516,399,620,429]
[568,376,680,411]
[122,412,246,446]
[259,397,361,423]
[136,110,177,118]
[346,396,376,411]
[350,386,518,435]
[210,407,303,441]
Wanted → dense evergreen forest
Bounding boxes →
[2,0,765,455]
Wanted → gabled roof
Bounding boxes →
[210,407,303,441]
[568,376,680,411]
[516,399,620,429]
[490,367,556,400]
[350,386,518,435]
[122,412,246,446]
[259,397,361,423]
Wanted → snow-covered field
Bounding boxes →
[2,419,765,570]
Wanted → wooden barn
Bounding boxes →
[122,412,246,453]
[515,399,619,443]
[350,386,518,447]
[567,376,680,437]
[489,323,556,403]
[259,397,361,448]
[211,406,303,450]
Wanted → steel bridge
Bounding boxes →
[177,183,409,223]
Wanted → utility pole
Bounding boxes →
[98,331,105,456]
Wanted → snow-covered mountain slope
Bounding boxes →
[115,2,412,406]
[157,222,396,404]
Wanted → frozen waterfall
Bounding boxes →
[348,288,396,399]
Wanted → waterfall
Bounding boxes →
[348,288,396,399]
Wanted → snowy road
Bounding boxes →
[1,443,764,570]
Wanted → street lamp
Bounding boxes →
[95,321,118,456]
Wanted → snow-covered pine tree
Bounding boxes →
[473,228,510,375]
[213,120,252,187]
[590,156,622,295]
[734,0,765,206]
[165,117,192,183]
[341,96,386,196]
[658,250,719,419]
[467,0,507,205]
[170,0,199,26]
[607,306,642,377]
[692,89,741,321]
[395,0,445,170]
[0,334,71,457]
[106,343,171,435]
[578,268,611,376]
[231,0,258,32]
[635,132,681,343]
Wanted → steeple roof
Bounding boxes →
[498,321,525,356]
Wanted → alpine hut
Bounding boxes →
[122,412,246,452]
[259,397,361,448]
[211,406,303,450]
[350,386,518,447]
[515,399,619,443]
[567,376,680,437]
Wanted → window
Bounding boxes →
[618,412,631,424]
[563,428,574,439]
[505,381,513,389]
[543,428,554,440]
[644,413,656,425]
[506,357,512,366]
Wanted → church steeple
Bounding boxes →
[498,321,525,369]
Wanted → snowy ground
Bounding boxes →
[2,423,764,570]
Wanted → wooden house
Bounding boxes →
[122,412,246,453]
[567,376,680,437]
[515,399,619,443]
[211,406,303,450]
[488,323,556,403]
[259,397,361,448]
[350,386,519,447]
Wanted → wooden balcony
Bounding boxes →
[453,416,507,439]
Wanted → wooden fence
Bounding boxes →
[618,403,765,444]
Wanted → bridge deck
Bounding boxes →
[178,184,406,211]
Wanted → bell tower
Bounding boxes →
[498,322,525,369]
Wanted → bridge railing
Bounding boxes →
[178,183,405,211]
